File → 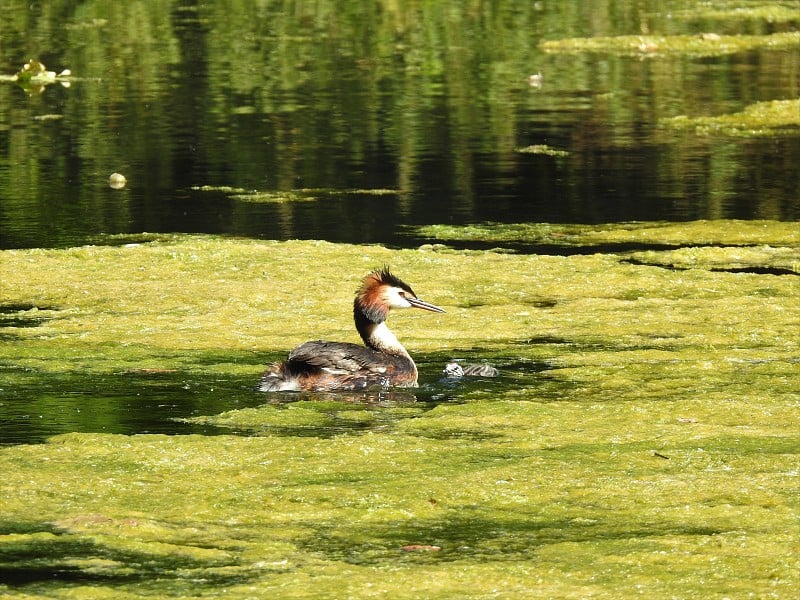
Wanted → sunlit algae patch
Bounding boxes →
[0,224,798,598]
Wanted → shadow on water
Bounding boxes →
[0,521,247,590]
[302,511,727,566]
[0,303,59,338]
[404,237,697,256]
[623,257,800,276]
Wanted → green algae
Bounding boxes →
[0,409,797,597]
[1,227,799,597]
[627,245,800,273]
[412,219,800,249]
[674,4,800,24]
[228,189,399,203]
[229,190,319,203]
[662,99,800,137]
[516,145,570,157]
[0,238,453,366]
[181,401,428,438]
[540,31,800,58]
[192,186,400,204]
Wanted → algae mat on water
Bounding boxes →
[0,225,798,598]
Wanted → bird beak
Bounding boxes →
[407,297,445,313]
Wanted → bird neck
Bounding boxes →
[354,308,411,358]
[367,322,411,357]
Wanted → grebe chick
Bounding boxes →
[442,361,500,378]
[259,268,444,392]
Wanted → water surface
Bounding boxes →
[1,4,798,597]
[1,1,798,250]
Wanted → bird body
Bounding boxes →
[259,268,444,392]
[443,362,500,378]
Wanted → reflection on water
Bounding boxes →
[1,1,798,249]
[0,360,522,445]
[0,372,248,445]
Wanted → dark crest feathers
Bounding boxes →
[359,267,416,296]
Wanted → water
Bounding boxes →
[1,1,799,440]
[1,2,798,251]
[0,370,252,445]
[0,361,506,445]
[1,2,799,419]
[0,15,798,595]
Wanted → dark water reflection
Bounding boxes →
[1,1,799,250]
[0,360,518,444]
[0,371,248,445]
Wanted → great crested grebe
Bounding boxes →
[258,268,444,392]
[442,361,500,378]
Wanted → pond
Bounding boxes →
[1,1,799,251]
[1,2,799,598]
